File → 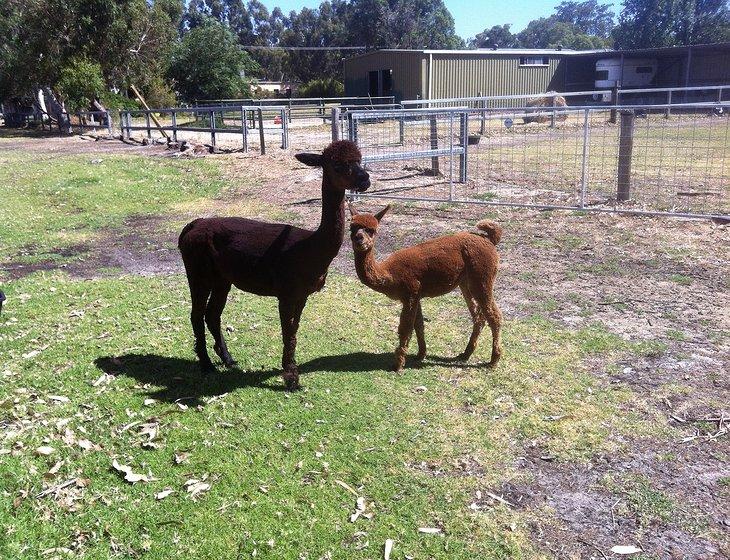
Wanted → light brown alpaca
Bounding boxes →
[349,205,503,371]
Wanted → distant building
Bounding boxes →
[343,43,730,102]
[251,80,299,98]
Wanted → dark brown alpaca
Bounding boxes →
[178,141,370,390]
[349,205,503,371]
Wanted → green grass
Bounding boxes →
[0,140,676,558]
[0,270,661,559]
[0,151,226,262]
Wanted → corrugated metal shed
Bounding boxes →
[344,48,576,101]
[343,44,730,102]
[344,50,425,102]
[430,53,564,98]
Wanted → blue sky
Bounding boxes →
[258,0,620,40]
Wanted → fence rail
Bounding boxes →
[119,105,289,153]
[346,102,730,220]
[402,84,729,112]
[196,96,396,123]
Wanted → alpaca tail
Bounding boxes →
[178,218,200,249]
[476,220,502,245]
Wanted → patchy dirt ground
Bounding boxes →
[2,133,728,559]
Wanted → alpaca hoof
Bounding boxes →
[487,358,500,369]
[415,351,426,362]
[283,372,301,391]
[223,358,238,368]
[455,352,471,362]
[200,361,216,374]
[391,362,404,372]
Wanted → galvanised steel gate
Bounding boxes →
[346,103,730,220]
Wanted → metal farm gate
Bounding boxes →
[344,103,730,220]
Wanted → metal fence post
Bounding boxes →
[281,107,289,149]
[617,110,634,202]
[579,109,590,208]
[718,87,723,103]
[331,107,341,141]
[76,111,82,134]
[106,111,112,136]
[145,111,151,140]
[258,109,265,155]
[171,110,177,142]
[610,86,619,123]
[429,116,439,176]
[459,111,468,183]
[479,91,486,136]
[241,108,248,151]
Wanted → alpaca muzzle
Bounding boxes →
[354,170,370,192]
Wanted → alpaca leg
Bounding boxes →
[458,283,485,361]
[279,296,307,391]
[190,284,214,372]
[414,302,427,362]
[205,283,236,367]
[470,279,503,367]
[485,299,503,367]
[394,299,418,372]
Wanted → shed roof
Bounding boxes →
[345,43,730,62]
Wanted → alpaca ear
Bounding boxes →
[374,204,391,222]
[348,203,358,217]
[295,153,323,167]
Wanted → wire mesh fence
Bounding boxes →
[346,103,730,219]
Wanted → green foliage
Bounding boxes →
[298,78,345,98]
[470,24,517,48]
[168,19,259,101]
[555,0,615,38]
[614,0,730,48]
[57,57,106,112]
[99,92,140,111]
[516,16,611,49]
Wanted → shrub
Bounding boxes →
[57,57,105,112]
[297,78,344,99]
[168,19,259,102]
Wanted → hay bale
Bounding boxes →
[523,93,568,124]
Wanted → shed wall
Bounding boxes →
[430,55,564,98]
[344,52,424,102]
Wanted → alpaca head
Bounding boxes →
[349,204,390,253]
[295,140,370,192]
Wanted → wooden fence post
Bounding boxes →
[258,109,265,155]
[617,110,634,202]
[609,86,619,124]
[665,91,672,118]
[459,111,468,184]
[429,116,439,176]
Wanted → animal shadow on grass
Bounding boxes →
[94,350,476,406]
[94,354,285,406]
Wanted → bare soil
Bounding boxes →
[3,133,729,559]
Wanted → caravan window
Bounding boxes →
[520,56,549,66]
[596,70,609,80]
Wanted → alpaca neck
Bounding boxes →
[354,247,390,292]
[314,175,345,250]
